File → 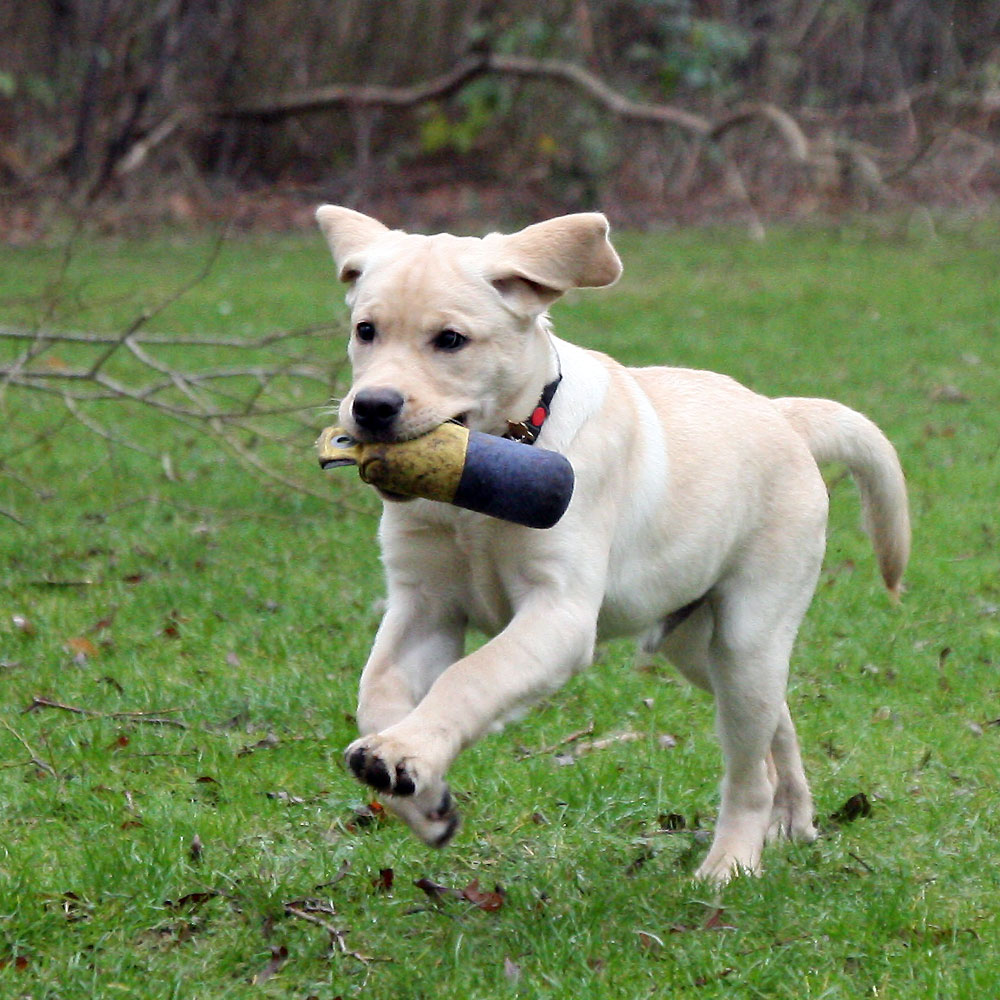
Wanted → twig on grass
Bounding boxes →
[284,901,389,966]
[1,506,27,526]
[24,696,189,730]
[516,722,595,759]
[0,718,58,776]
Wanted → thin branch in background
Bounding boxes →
[83,228,229,379]
[0,229,352,504]
[24,696,189,730]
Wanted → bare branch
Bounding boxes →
[219,52,711,134]
[25,696,189,729]
[221,57,490,118]
[0,224,350,505]
[0,323,340,348]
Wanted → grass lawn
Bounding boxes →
[1,213,998,998]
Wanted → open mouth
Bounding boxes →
[449,412,469,428]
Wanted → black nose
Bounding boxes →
[352,387,405,434]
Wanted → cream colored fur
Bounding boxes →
[316,205,911,883]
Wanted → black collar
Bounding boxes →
[503,372,562,445]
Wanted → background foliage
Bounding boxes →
[2,0,1000,233]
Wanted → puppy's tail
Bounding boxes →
[774,397,910,601]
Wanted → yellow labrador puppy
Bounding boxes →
[316,206,910,882]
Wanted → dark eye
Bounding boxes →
[432,329,468,352]
[355,321,376,343]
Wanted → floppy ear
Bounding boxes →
[315,205,390,283]
[486,212,622,315]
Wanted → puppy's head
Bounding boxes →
[316,206,622,442]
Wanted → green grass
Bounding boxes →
[1,214,999,998]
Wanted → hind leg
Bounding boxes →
[657,604,782,876]
[694,633,788,881]
[766,701,817,844]
[653,582,818,880]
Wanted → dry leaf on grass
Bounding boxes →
[65,636,98,661]
[413,877,505,911]
[12,614,35,636]
[830,792,872,824]
[372,868,394,893]
[250,944,289,985]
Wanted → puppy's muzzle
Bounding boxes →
[352,387,404,436]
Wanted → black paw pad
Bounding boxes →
[348,747,391,792]
[393,765,416,797]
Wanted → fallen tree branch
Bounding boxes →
[284,901,387,965]
[25,695,189,729]
[0,230,351,505]
[0,322,338,348]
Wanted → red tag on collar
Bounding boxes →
[530,405,548,428]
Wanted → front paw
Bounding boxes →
[343,735,459,847]
[346,739,417,796]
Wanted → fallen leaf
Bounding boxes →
[636,930,664,952]
[65,636,98,660]
[658,812,686,831]
[413,877,460,903]
[694,967,736,986]
[830,792,872,824]
[266,790,306,805]
[250,944,289,985]
[46,891,89,922]
[930,384,970,403]
[237,732,280,757]
[161,611,189,639]
[349,801,385,829]
[284,897,337,917]
[703,907,737,931]
[11,614,35,636]
[503,956,521,982]
[163,891,222,910]
[89,611,116,633]
[189,834,203,862]
[314,859,352,891]
[461,879,505,912]
[213,708,251,731]
[625,846,656,876]
[372,868,394,893]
